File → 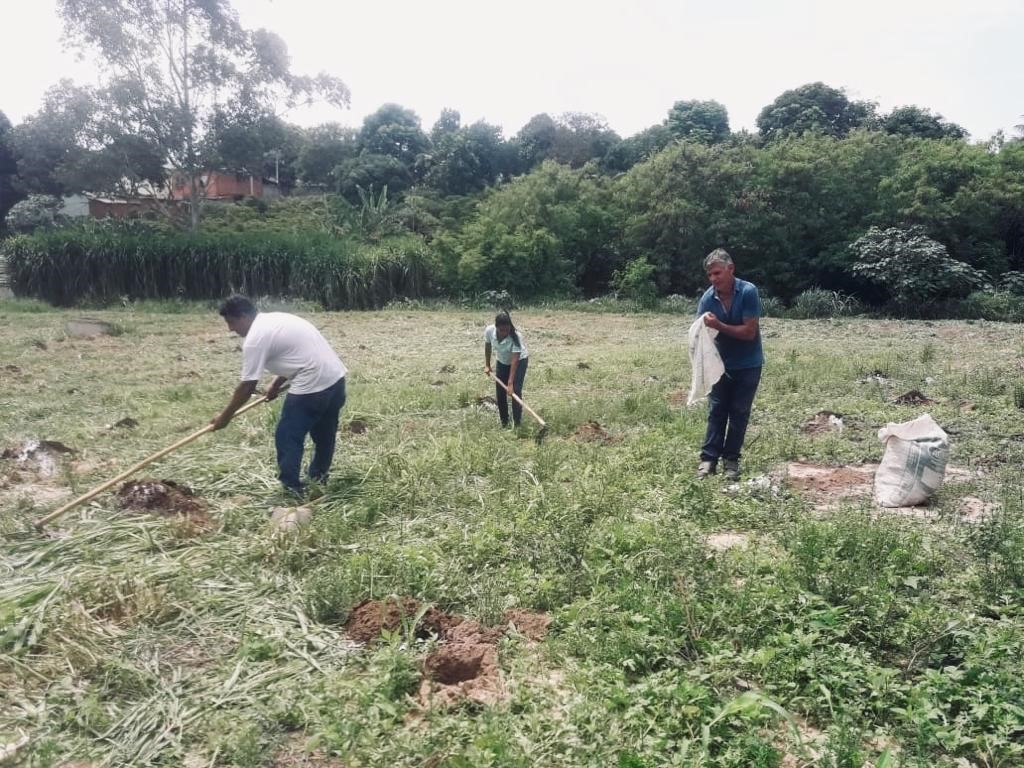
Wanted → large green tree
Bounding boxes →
[57,0,349,231]
[666,99,730,143]
[756,82,875,141]
[0,110,22,230]
[295,123,359,191]
[358,104,430,169]
[880,105,967,140]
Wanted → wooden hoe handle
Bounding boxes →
[487,371,546,427]
[34,393,278,529]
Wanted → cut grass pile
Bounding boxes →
[2,302,1024,767]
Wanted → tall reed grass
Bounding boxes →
[2,227,432,309]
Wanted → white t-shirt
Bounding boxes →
[240,312,346,395]
[484,324,528,365]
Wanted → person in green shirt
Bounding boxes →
[483,311,529,428]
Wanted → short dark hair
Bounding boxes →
[218,295,258,319]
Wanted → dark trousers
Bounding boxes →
[275,377,346,492]
[701,367,761,462]
[495,358,528,427]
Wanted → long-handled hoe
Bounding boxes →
[487,371,548,444]
[33,391,281,530]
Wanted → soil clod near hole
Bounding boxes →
[345,598,550,708]
[576,361,591,370]
[109,417,139,430]
[802,410,844,435]
[474,395,498,410]
[117,478,206,516]
[438,363,456,374]
[345,419,369,434]
[894,389,934,405]
[573,420,620,444]
[2,439,77,478]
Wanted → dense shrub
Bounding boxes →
[787,288,863,319]
[2,223,431,308]
[848,226,989,305]
[955,290,1024,323]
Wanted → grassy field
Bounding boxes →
[2,299,1023,767]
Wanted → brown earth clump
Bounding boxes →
[894,389,934,405]
[503,609,552,642]
[573,420,620,444]
[345,597,551,709]
[345,419,369,434]
[344,597,464,643]
[117,478,207,516]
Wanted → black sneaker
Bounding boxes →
[697,460,717,478]
[723,460,741,481]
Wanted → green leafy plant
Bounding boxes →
[848,226,989,305]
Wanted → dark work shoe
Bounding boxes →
[697,460,717,478]
[723,459,741,481]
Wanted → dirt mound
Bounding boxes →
[344,597,463,643]
[345,597,551,709]
[894,389,934,405]
[1,439,77,478]
[802,411,844,436]
[345,419,369,434]
[117,478,207,516]
[438,363,456,374]
[503,609,552,641]
[573,420,620,444]
[474,395,498,410]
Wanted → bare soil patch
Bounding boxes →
[2,439,77,479]
[706,531,750,551]
[345,598,550,709]
[801,411,844,436]
[572,420,620,444]
[959,496,998,522]
[786,462,877,507]
[65,318,118,338]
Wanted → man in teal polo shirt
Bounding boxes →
[695,248,764,480]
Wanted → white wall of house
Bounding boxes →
[60,194,90,218]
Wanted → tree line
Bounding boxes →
[1,0,1023,311]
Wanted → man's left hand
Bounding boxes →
[702,311,720,330]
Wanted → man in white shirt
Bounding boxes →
[211,296,348,496]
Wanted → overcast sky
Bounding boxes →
[3,0,1022,141]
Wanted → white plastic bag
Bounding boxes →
[874,413,949,507]
[687,317,725,406]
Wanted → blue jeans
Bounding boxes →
[701,367,761,462]
[495,358,528,427]
[275,377,346,492]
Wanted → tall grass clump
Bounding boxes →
[1,224,432,309]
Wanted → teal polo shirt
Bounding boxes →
[696,278,764,370]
